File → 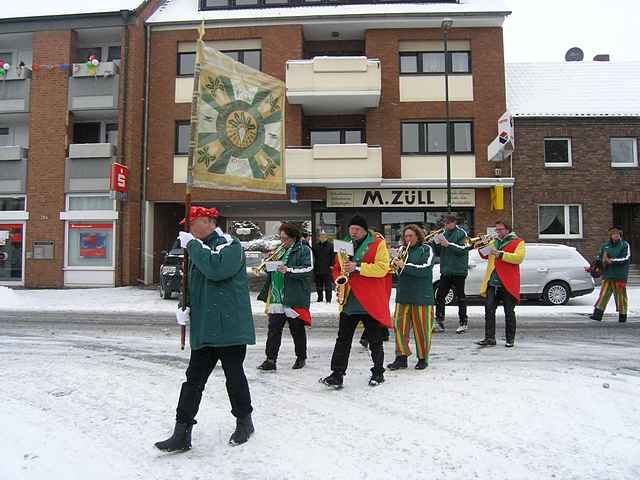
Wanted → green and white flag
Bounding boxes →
[189,28,286,194]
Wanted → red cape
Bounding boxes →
[495,238,524,301]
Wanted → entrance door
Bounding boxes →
[613,204,639,263]
[0,223,24,284]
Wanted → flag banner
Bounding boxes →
[190,40,286,194]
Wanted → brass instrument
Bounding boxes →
[424,228,445,243]
[389,244,409,275]
[334,249,352,306]
[463,233,497,249]
[253,245,286,273]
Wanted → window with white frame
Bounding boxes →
[0,195,26,211]
[610,138,638,167]
[544,138,572,166]
[538,205,582,238]
[66,194,115,211]
[0,127,10,146]
[67,222,114,267]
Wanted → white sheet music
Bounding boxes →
[265,261,284,272]
[333,239,354,256]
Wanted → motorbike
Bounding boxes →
[159,247,184,299]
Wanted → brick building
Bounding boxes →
[143,0,513,282]
[508,61,640,264]
[0,2,158,287]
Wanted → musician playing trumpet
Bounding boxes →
[320,215,392,389]
[387,224,436,371]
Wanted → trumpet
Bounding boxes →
[252,244,286,273]
[334,249,351,306]
[424,228,445,243]
[389,244,409,275]
[463,233,496,249]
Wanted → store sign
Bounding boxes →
[326,189,475,208]
[109,163,129,193]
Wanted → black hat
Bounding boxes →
[608,226,623,234]
[443,214,458,223]
[348,214,368,231]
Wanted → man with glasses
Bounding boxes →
[475,220,526,348]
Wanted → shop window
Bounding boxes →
[67,223,114,267]
[175,121,191,155]
[0,223,23,282]
[610,138,638,167]
[401,121,473,155]
[399,51,471,74]
[544,138,572,167]
[538,205,582,239]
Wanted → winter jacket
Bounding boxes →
[313,240,335,276]
[257,240,314,309]
[395,244,435,305]
[434,226,470,276]
[480,232,526,301]
[598,239,631,281]
[185,228,256,350]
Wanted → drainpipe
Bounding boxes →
[119,9,130,287]
[139,21,151,284]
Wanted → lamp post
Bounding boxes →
[441,17,453,213]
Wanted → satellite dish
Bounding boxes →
[565,47,584,62]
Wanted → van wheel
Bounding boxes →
[434,283,455,305]
[543,281,570,305]
[160,285,172,300]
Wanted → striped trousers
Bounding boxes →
[393,304,433,360]
[595,280,628,315]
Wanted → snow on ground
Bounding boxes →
[1,322,639,480]
[1,285,639,320]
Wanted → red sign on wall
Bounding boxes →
[110,163,129,193]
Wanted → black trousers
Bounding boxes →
[331,313,386,376]
[315,273,333,301]
[484,286,517,343]
[176,345,252,425]
[435,273,468,323]
[265,313,307,361]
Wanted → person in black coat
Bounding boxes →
[313,231,335,302]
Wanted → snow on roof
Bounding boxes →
[148,0,510,25]
[507,62,640,118]
[0,0,145,21]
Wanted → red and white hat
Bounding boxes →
[179,206,220,225]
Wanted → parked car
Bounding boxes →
[241,234,282,253]
[159,247,184,299]
[433,243,595,305]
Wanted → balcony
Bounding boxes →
[286,57,381,114]
[0,68,32,114]
[68,62,119,111]
[66,143,115,192]
[286,144,382,185]
[0,146,28,194]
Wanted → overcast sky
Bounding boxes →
[503,0,639,62]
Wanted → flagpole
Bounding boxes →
[180,22,205,351]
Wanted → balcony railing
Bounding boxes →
[286,144,382,183]
[0,68,32,114]
[68,62,119,111]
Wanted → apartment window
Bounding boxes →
[73,123,101,144]
[538,205,582,239]
[544,138,572,167]
[201,0,288,8]
[76,47,102,63]
[106,124,118,146]
[0,196,25,211]
[175,121,191,155]
[67,194,114,211]
[0,52,13,66]
[401,121,473,154]
[610,138,638,167]
[310,129,363,145]
[107,46,122,62]
[0,127,9,147]
[202,0,230,6]
[399,51,471,74]
[177,52,196,76]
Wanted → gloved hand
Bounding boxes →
[178,231,195,248]
[176,306,190,326]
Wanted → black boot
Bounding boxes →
[229,414,254,446]
[387,355,408,370]
[320,372,343,389]
[154,422,193,452]
[368,372,385,386]
[619,314,627,323]
[316,293,324,302]
[589,308,604,321]
[257,359,276,371]
[415,359,428,370]
[475,338,497,347]
[292,357,306,369]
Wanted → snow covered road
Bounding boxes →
[1,320,639,480]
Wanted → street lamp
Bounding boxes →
[441,18,453,213]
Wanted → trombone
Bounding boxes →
[252,244,286,273]
[463,233,497,249]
